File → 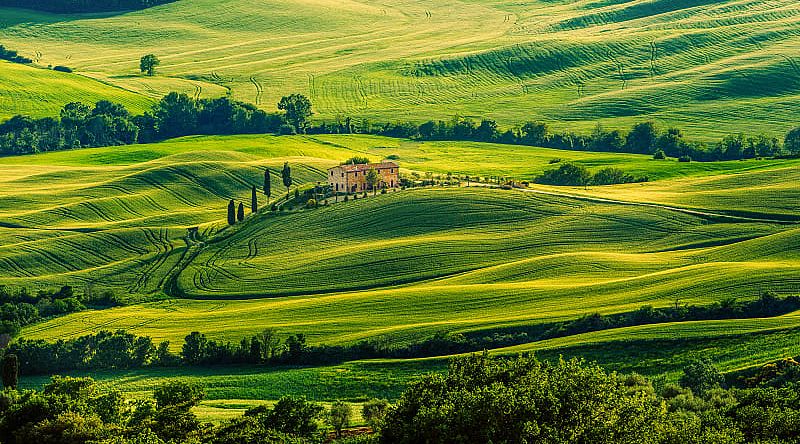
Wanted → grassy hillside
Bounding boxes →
[3,134,798,404]
[2,0,799,136]
[1,134,797,295]
[0,60,153,119]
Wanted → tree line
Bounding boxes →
[0,285,119,336]
[1,353,800,443]
[3,92,800,161]
[0,94,286,155]
[0,0,176,13]
[7,292,796,374]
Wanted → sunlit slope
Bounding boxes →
[21,187,799,349]
[0,61,153,119]
[175,187,790,297]
[547,163,800,220]
[0,136,340,292]
[0,134,798,294]
[2,0,799,135]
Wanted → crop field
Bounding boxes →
[0,61,153,119]
[2,133,797,294]
[2,0,800,136]
[1,133,798,404]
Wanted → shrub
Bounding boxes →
[381,188,387,194]
[343,156,370,165]
[260,396,324,437]
[679,359,723,395]
[653,149,666,160]
[306,199,316,208]
[592,167,636,185]
[329,401,352,438]
[549,158,562,164]
[362,398,390,431]
[534,163,592,186]
[679,155,692,163]
[278,124,296,135]
[52,65,73,73]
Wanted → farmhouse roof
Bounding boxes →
[330,162,399,173]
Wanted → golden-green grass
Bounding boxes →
[2,134,797,295]
[3,134,799,403]
[0,61,153,119]
[2,0,799,136]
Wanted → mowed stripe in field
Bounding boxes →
[20,187,800,349]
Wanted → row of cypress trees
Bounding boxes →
[227,163,293,226]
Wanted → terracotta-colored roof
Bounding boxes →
[330,162,399,173]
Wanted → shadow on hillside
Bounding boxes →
[0,6,134,30]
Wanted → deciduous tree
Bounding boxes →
[277,94,313,133]
[139,54,160,76]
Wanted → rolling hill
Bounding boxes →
[1,0,799,137]
[0,60,153,119]
[0,133,797,405]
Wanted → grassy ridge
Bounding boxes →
[2,0,799,136]
[3,134,799,403]
[19,186,800,350]
[0,61,153,119]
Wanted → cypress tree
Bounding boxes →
[251,185,258,213]
[227,199,236,225]
[282,162,292,198]
[263,168,271,203]
[237,202,245,222]
[2,354,18,389]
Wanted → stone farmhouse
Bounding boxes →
[327,161,399,193]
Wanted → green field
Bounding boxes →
[2,0,800,137]
[0,60,154,119]
[1,133,796,407]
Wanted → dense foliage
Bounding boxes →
[533,162,647,186]
[0,0,176,13]
[0,94,283,155]
[2,93,799,161]
[347,117,796,161]
[380,353,800,444]
[4,354,800,443]
[0,45,31,64]
[0,285,119,336]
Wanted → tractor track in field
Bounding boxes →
[472,184,800,225]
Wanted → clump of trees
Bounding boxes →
[534,162,647,186]
[380,353,800,444]
[0,285,120,336]
[0,0,177,13]
[0,44,32,64]
[0,94,286,155]
[3,354,800,443]
[8,292,798,375]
